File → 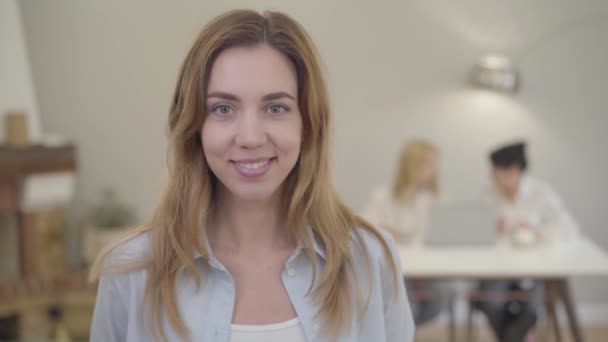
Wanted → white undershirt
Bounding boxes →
[230,318,307,342]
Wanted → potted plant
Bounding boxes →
[82,189,135,265]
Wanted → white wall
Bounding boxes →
[19,0,608,307]
[0,0,41,143]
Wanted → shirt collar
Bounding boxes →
[194,226,326,265]
[309,228,326,260]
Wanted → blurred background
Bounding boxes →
[1,0,607,340]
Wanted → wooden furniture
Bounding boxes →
[0,272,96,340]
[0,144,77,277]
[0,144,92,339]
[399,237,608,342]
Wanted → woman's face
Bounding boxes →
[201,45,302,202]
[417,152,439,188]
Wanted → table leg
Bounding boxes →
[536,314,550,342]
[555,279,585,342]
[447,296,455,342]
[466,301,476,342]
[544,280,562,342]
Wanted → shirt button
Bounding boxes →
[312,323,320,333]
[287,267,296,276]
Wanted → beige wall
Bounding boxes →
[0,0,41,143]
[19,0,608,311]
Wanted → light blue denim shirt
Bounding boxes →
[90,228,415,341]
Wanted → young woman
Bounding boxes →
[89,9,414,342]
[363,139,443,326]
[363,139,440,245]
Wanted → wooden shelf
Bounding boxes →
[0,271,96,302]
[0,144,77,277]
[0,145,77,180]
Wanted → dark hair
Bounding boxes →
[490,142,527,170]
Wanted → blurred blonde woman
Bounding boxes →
[363,139,442,326]
[89,9,413,342]
[364,139,439,244]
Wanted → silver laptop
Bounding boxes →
[425,201,498,246]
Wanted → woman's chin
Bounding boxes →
[230,186,281,203]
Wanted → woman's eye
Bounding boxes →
[212,105,234,116]
[267,104,288,114]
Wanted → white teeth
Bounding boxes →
[236,160,270,169]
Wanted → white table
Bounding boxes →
[398,237,608,342]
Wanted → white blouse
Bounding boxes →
[363,187,434,244]
[230,318,307,342]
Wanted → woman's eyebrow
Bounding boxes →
[206,91,240,101]
[206,91,296,102]
[261,91,296,101]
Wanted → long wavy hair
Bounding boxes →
[91,9,398,341]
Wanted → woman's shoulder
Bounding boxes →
[350,226,400,270]
[100,229,153,274]
[93,230,152,307]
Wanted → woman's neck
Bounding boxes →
[208,189,292,254]
[400,184,426,201]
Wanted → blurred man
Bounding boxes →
[476,141,579,342]
[487,141,579,244]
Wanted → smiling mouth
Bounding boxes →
[233,159,273,169]
[230,157,276,177]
